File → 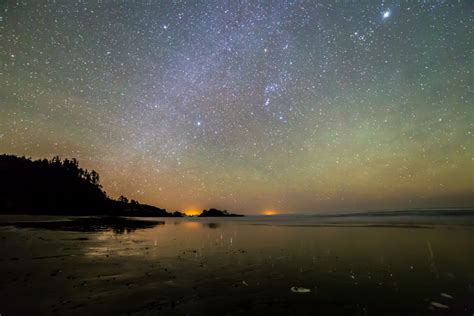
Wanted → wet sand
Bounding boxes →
[1,215,473,315]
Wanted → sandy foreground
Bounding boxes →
[1,215,473,315]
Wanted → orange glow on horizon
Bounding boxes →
[263,210,278,216]
[184,208,201,216]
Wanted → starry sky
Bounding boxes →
[1,1,472,214]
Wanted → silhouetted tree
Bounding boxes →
[118,195,129,203]
[90,170,100,186]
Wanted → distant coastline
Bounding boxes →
[198,208,244,217]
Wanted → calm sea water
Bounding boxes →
[1,214,473,315]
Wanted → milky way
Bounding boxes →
[1,1,472,214]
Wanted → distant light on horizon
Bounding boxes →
[263,210,279,216]
[184,209,201,216]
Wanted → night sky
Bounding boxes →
[1,1,472,214]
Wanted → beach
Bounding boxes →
[1,214,473,315]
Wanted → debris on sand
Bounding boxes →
[290,286,311,293]
[440,292,453,299]
[431,301,449,309]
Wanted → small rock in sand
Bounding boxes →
[440,292,453,299]
[431,301,449,309]
[291,286,311,293]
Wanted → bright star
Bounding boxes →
[196,121,202,126]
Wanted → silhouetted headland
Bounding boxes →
[0,154,183,217]
[198,208,244,217]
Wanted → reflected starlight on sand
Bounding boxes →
[1,215,474,314]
